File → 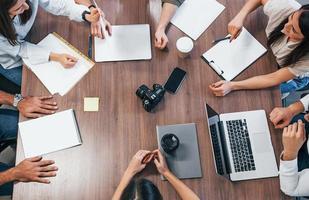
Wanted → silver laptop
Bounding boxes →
[205,104,278,181]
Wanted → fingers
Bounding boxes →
[41,165,58,172]
[296,120,305,140]
[39,171,57,178]
[33,177,51,184]
[305,114,309,122]
[28,156,43,162]
[36,107,56,115]
[229,27,242,42]
[25,113,42,119]
[106,21,112,36]
[65,54,78,62]
[40,104,58,110]
[39,96,53,100]
[37,160,55,167]
[283,127,288,135]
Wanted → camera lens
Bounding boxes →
[136,85,149,99]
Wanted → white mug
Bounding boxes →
[176,36,194,58]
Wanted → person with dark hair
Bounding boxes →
[208,0,309,98]
[154,0,184,50]
[112,150,200,200]
[0,0,112,148]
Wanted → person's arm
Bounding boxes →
[154,0,184,49]
[112,150,150,200]
[280,121,309,196]
[0,91,14,106]
[228,0,268,40]
[0,156,58,186]
[209,68,296,96]
[153,150,200,200]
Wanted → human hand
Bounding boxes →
[282,120,306,161]
[228,15,244,41]
[12,156,58,184]
[17,96,58,118]
[209,81,233,96]
[56,54,78,68]
[153,149,170,175]
[269,107,294,129]
[89,8,112,39]
[305,113,309,122]
[125,150,151,176]
[154,27,168,50]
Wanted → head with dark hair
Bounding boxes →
[0,0,32,45]
[268,5,309,67]
[120,178,163,200]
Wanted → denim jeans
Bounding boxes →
[280,77,309,94]
[0,163,13,196]
[0,66,22,87]
[0,109,18,141]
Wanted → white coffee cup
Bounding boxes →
[176,36,194,58]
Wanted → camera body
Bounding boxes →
[136,84,165,112]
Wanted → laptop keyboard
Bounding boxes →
[209,124,224,175]
[226,119,256,172]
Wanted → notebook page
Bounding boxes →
[94,24,152,62]
[18,109,81,158]
[171,0,225,40]
[23,33,94,96]
[202,28,267,81]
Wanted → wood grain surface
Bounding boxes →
[13,0,290,199]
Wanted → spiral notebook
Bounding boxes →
[202,28,267,81]
[23,33,95,96]
[18,109,82,158]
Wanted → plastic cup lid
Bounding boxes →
[176,37,194,53]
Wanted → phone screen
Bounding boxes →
[164,67,186,93]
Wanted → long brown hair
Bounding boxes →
[0,0,32,45]
[267,5,309,67]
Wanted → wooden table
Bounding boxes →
[13,0,289,199]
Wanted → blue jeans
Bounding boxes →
[0,109,18,141]
[0,163,13,196]
[0,66,22,87]
[280,77,309,94]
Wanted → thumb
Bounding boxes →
[213,81,225,87]
[154,158,160,167]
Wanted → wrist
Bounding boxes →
[156,24,167,32]
[6,168,18,182]
[229,81,237,91]
[49,52,60,62]
[124,168,137,178]
[282,150,298,161]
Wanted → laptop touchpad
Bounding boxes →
[252,132,272,153]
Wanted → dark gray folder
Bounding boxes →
[156,123,202,179]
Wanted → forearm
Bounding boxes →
[286,101,305,118]
[0,91,14,106]
[75,0,92,7]
[157,3,178,31]
[0,168,15,186]
[164,171,200,200]
[231,69,295,91]
[112,170,134,200]
[236,0,264,20]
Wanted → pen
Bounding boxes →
[212,36,231,44]
[88,34,92,58]
[92,0,109,38]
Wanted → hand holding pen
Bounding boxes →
[91,0,112,39]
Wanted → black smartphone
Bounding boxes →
[164,67,187,94]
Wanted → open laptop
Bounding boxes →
[205,104,278,181]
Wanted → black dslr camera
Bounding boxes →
[136,84,165,112]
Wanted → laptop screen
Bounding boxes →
[205,104,231,177]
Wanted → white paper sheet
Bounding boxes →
[18,109,82,158]
[94,24,152,62]
[202,28,267,81]
[23,33,94,96]
[171,0,225,40]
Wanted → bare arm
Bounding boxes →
[229,0,269,40]
[153,150,200,200]
[209,68,296,96]
[163,171,200,200]
[112,170,134,200]
[0,91,14,106]
[74,0,92,7]
[231,68,295,90]
[0,169,15,186]
[154,3,178,49]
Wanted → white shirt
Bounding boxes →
[0,0,88,69]
[279,95,309,196]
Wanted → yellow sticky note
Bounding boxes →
[84,97,99,112]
